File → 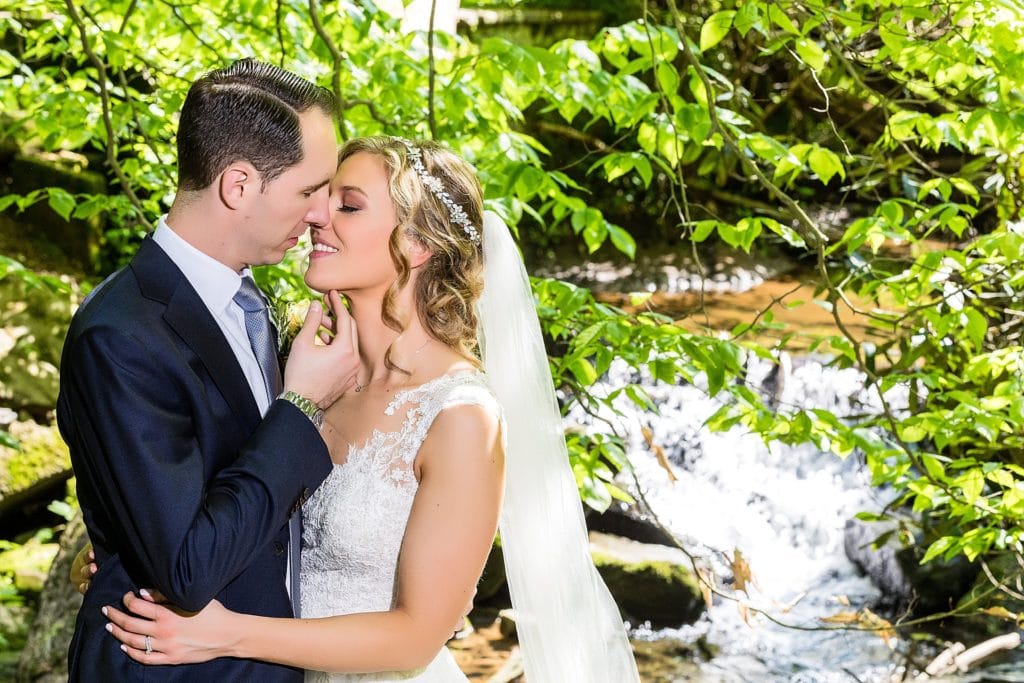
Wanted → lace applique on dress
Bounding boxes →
[300,371,499,683]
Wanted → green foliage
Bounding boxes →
[1,0,1024,609]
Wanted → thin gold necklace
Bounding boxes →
[353,337,434,393]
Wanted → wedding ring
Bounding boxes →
[145,635,152,655]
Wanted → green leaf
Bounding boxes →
[607,224,637,259]
[700,11,736,52]
[734,3,763,37]
[568,357,599,386]
[767,4,799,35]
[656,61,680,94]
[958,470,984,504]
[807,147,844,184]
[794,38,826,71]
[963,309,987,351]
[632,155,653,187]
[921,536,955,564]
[47,187,75,221]
[690,220,718,242]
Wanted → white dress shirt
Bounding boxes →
[152,215,271,415]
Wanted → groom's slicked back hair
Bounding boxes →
[177,58,337,192]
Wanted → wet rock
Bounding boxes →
[844,518,978,614]
[477,542,507,603]
[590,532,705,627]
[586,500,678,547]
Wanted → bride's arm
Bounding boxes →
[104,403,504,672]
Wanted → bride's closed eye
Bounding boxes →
[337,204,359,213]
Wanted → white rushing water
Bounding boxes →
[573,356,913,682]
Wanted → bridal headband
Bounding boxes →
[400,139,481,244]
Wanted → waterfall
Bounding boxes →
[571,356,913,681]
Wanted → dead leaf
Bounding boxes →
[737,600,752,626]
[981,606,1018,621]
[641,426,677,482]
[730,548,755,595]
[820,608,896,648]
[819,610,861,625]
[697,566,715,610]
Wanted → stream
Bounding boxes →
[543,249,1020,682]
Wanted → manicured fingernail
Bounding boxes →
[120,644,127,652]
[102,606,108,616]
[139,588,151,598]
[105,623,112,633]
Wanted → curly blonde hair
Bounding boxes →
[337,136,485,372]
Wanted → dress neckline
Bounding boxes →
[331,369,483,469]
[383,368,481,415]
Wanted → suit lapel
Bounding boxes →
[131,238,261,431]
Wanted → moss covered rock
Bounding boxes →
[590,532,705,627]
[0,421,71,519]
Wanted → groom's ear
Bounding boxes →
[218,162,259,210]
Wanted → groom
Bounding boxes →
[57,59,355,681]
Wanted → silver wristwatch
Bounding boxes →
[278,390,325,430]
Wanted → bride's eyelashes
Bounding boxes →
[336,204,359,213]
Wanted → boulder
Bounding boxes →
[844,518,978,614]
[0,421,72,524]
[586,500,678,547]
[590,531,705,627]
[16,512,86,683]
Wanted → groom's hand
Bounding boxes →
[283,290,359,409]
[70,544,97,595]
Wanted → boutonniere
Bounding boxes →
[270,298,310,360]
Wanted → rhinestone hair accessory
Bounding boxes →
[401,140,481,244]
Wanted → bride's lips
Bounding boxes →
[310,239,340,259]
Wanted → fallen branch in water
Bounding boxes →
[914,632,1021,679]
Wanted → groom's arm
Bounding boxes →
[60,324,328,612]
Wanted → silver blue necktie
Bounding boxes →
[233,276,301,610]
[232,276,283,402]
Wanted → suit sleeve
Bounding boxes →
[61,324,331,612]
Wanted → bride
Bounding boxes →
[102,136,640,682]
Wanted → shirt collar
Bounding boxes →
[152,215,257,314]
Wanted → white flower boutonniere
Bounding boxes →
[270,299,310,360]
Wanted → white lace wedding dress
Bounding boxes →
[299,371,500,683]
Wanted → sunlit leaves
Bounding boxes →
[700,11,735,53]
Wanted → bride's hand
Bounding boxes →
[103,592,236,665]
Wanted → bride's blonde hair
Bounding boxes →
[337,136,485,371]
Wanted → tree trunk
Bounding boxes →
[16,512,87,683]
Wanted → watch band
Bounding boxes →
[278,390,325,430]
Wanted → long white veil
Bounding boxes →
[476,210,640,682]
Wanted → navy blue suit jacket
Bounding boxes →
[57,237,332,681]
